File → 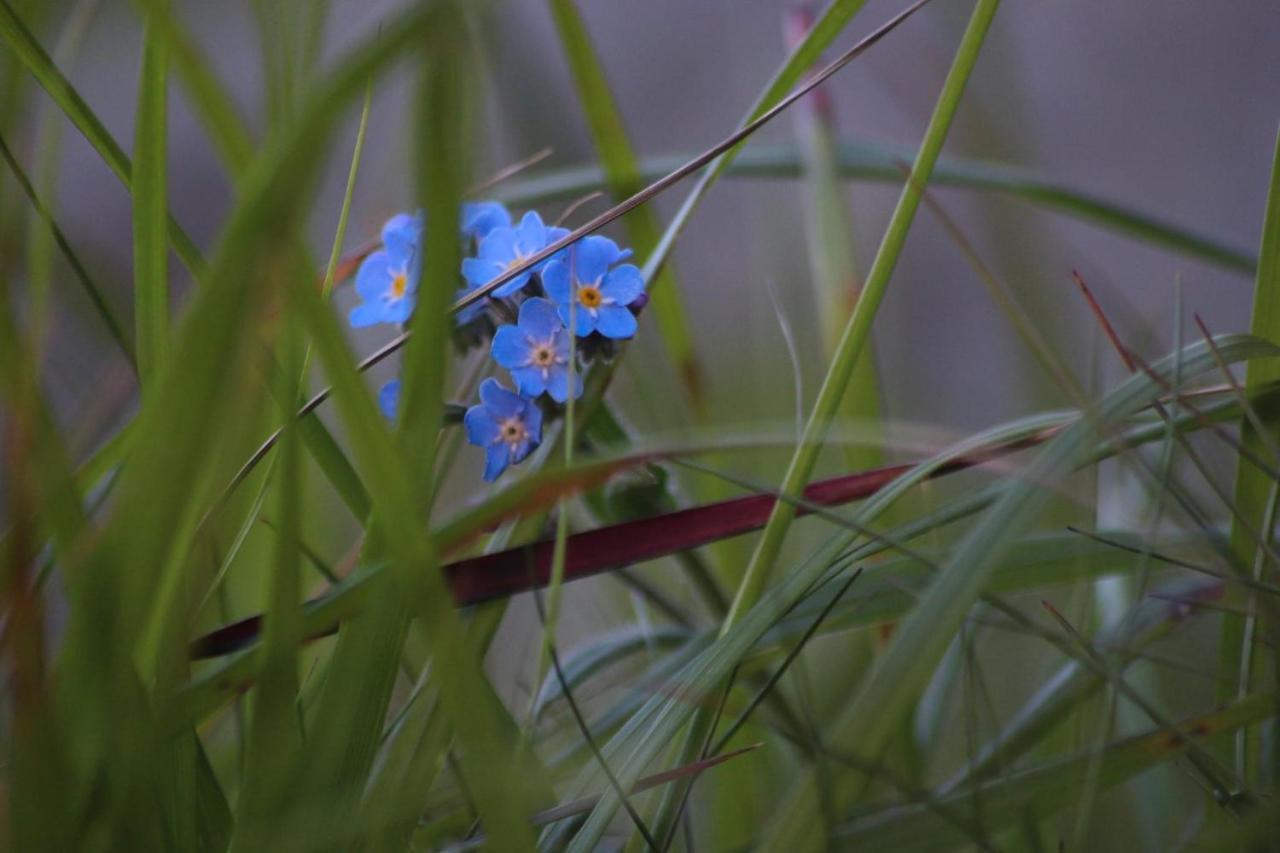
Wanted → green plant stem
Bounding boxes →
[724,0,1002,632]
[132,0,169,387]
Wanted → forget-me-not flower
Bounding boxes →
[462,211,570,299]
[542,235,645,338]
[491,297,582,403]
[349,213,423,328]
[461,201,511,242]
[464,378,543,481]
[379,379,400,420]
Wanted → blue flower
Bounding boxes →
[464,378,543,481]
[350,213,423,328]
[461,201,511,242]
[462,211,570,299]
[542,235,645,339]
[491,297,583,403]
[379,379,400,420]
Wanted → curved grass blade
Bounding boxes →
[533,626,692,719]
[498,141,1257,275]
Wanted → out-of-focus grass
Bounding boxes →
[1,0,1278,850]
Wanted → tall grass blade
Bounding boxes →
[725,0,1002,630]
[132,0,170,386]
[1221,125,1280,780]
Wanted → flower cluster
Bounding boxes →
[348,202,647,481]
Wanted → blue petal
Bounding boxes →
[518,297,562,340]
[522,401,543,445]
[571,235,620,285]
[558,303,597,336]
[465,403,501,447]
[511,365,548,398]
[349,302,386,328]
[379,379,400,420]
[600,264,645,306]
[382,213,423,262]
[542,259,572,304]
[483,444,510,481]
[546,366,583,403]
[462,201,511,241]
[355,252,393,301]
[491,325,532,369]
[492,270,532,298]
[478,228,518,262]
[532,225,572,271]
[515,210,547,251]
[383,295,416,324]
[594,304,637,339]
[462,257,505,288]
[479,377,524,419]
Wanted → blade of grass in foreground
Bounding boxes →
[132,0,170,386]
[52,4,448,839]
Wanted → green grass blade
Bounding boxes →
[499,141,1256,275]
[23,0,99,356]
[1221,124,1280,778]
[229,309,305,848]
[725,0,1002,630]
[49,6,443,838]
[788,6,882,474]
[547,0,702,403]
[0,128,134,366]
[132,1,170,386]
[133,0,253,174]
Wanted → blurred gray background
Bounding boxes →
[23,0,1280,442]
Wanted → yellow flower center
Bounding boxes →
[533,345,555,367]
[390,272,408,299]
[577,285,603,309]
[500,418,526,445]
